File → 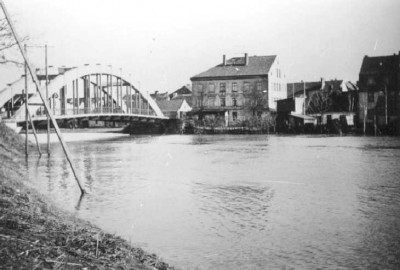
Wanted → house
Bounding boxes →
[190,53,287,126]
[276,97,317,132]
[156,99,191,119]
[358,51,400,133]
[277,78,358,133]
[168,85,193,106]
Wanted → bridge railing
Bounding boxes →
[31,107,156,118]
[11,105,158,121]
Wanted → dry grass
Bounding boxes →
[0,122,175,270]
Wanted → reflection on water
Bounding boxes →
[25,135,400,269]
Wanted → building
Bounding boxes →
[168,85,192,106]
[358,52,400,133]
[190,53,287,126]
[155,99,191,119]
[150,91,169,101]
[277,78,358,133]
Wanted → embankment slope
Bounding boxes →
[0,122,174,269]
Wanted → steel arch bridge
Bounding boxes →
[0,64,167,127]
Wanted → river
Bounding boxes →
[25,134,400,269]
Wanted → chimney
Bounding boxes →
[321,77,325,89]
[244,53,249,65]
[223,54,226,66]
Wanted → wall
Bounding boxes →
[268,56,287,110]
[191,76,269,124]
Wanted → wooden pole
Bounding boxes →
[99,73,103,113]
[303,81,306,115]
[72,79,75,114]
[27,108,42,155]
[45,44,50,155]
[385,83,388,126]
[24,44,28,156]
[129,85,132,114]
[0,1,85,194]
[110,71,114,113]
[76,79,79,114]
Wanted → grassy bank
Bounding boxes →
[0,122,174,269]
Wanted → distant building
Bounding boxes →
[277,78,358,133]
[190,53,287,126]
[358,51,400,133]
[168,85,192,106]
[156,99,191,119]
[150,91,169,101]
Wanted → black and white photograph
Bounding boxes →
[1,0,400,269]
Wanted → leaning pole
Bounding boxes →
[0,0,86,195]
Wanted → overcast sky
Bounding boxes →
[1,0,399,92]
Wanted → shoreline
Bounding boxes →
[0,122,175,269]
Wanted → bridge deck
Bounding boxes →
[12,113,168,124]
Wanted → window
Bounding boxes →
[220,97,226,107]
[197,84,203,94]
[257,82,262,92]
[244,82,250,92]
[368,90,375,103]
[232,82,238,93]
[209,83,215,93]
[220,83,226,95]
[233,98,237,107]
[232,111,238,121]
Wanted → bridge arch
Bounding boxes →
[7,64,164,121]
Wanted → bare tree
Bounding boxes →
[245,87,268,116]
[306,89,331,116]
[0,17,27,66]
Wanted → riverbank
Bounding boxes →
[0,122,174,269]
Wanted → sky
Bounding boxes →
[1,0,399,93]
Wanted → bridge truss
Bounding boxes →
[0,64,166,126]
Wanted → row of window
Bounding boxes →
[197,81,265,94]
[211,98,238,107]
[273,83,282,92]
[197,97,238,107]
[276,69,282,78]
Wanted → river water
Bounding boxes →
[25,135,400,269]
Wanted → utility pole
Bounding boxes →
[303,81,306,115]
[0,0,85,195]
[24,44,28,155]
[23,44,42,155]
[385,81,388,126]
[45,44,50,155]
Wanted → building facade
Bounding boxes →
[358,52,400,133]
[190,54,287,126]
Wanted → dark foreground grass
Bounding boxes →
[0,122,174,270]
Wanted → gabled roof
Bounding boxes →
[168,85,192,99]
[156,99,186,112]
[170,95,193,107]
[150,91,169,100]
[360,54,399,74]
[287,81,321,98]
[191,55,277,80]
